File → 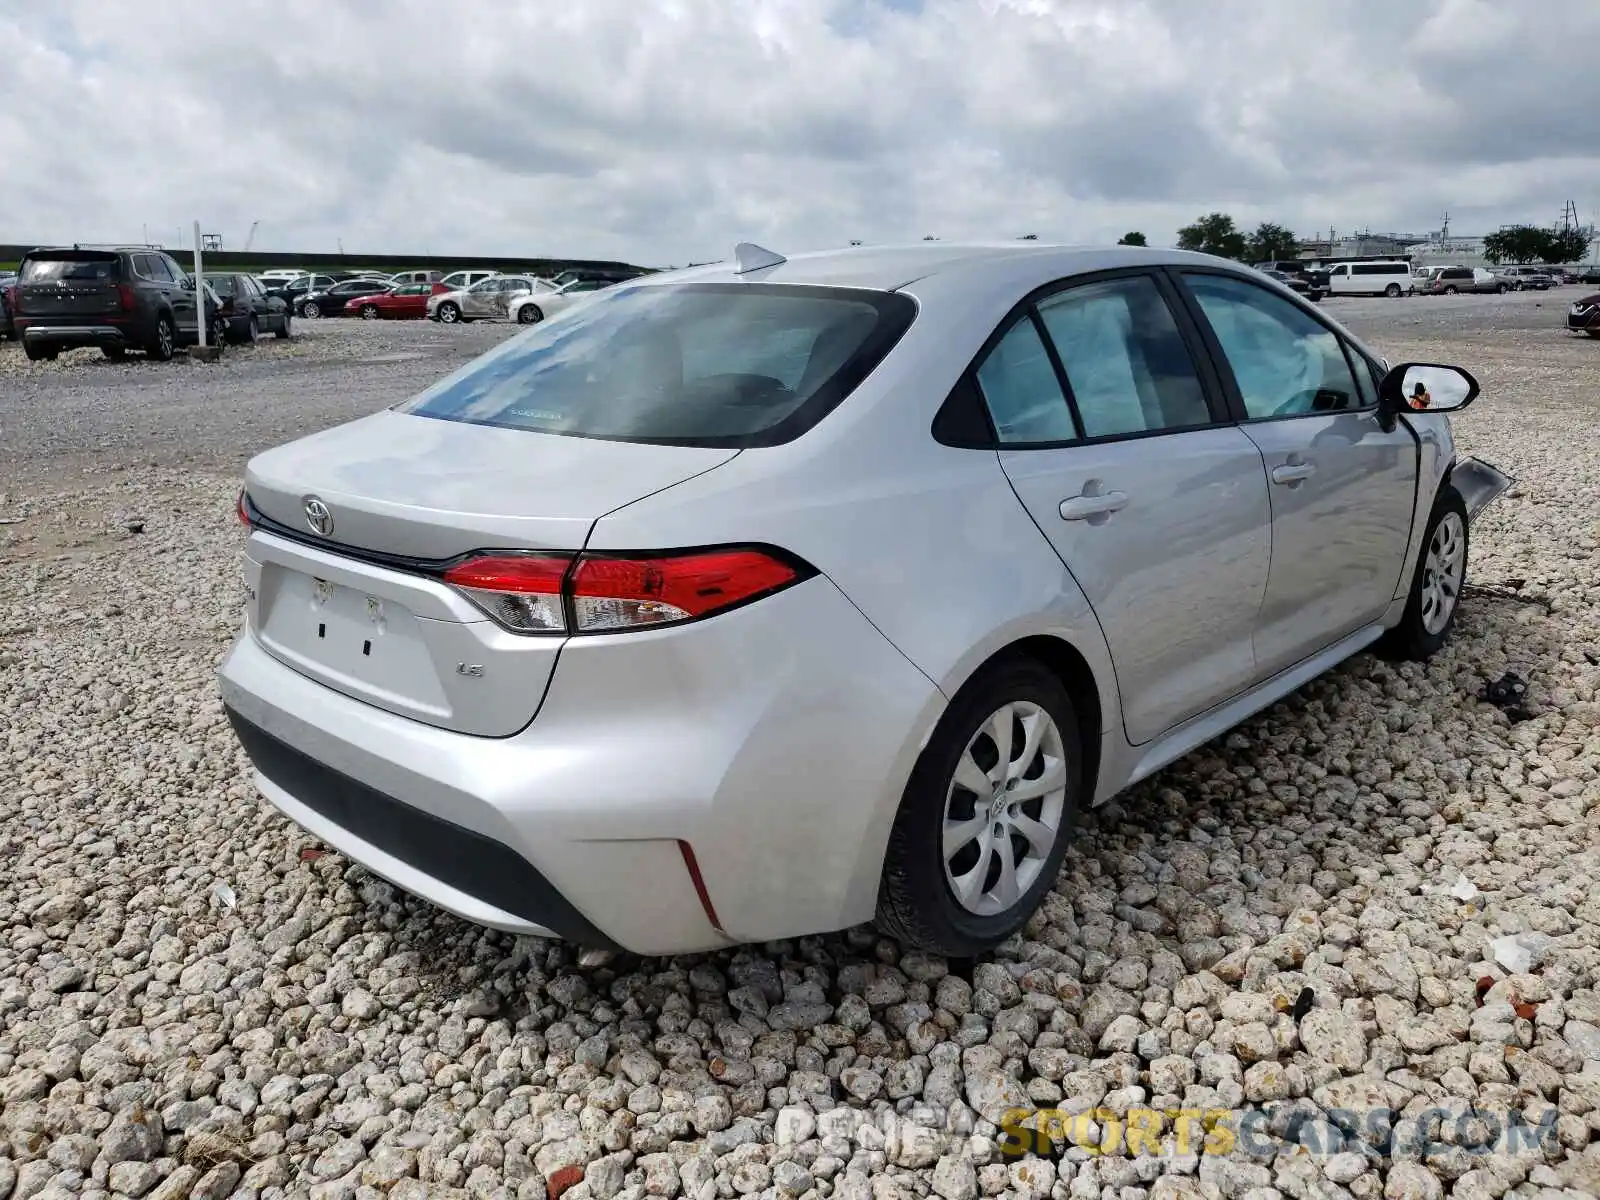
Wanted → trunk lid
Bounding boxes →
[246,409,738,558]
[17,250,124,319]
[242,409,739,735]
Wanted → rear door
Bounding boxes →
[16,250,123,320]
[1175,270,1417,679]
[980,270,1274,745]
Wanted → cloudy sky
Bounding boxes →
[3,0,1597,267]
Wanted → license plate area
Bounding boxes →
[257,565,451,718]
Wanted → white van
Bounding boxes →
[1324,260,1414,297]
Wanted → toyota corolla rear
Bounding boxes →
[219,278,940,954]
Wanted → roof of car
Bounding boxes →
[649,242,1237,293]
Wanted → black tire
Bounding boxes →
[212,317,228,347]
[1385,283,1402,298]
[275,316,292,340]
[360,304,379,320]
[303,301,322,319]
[1444,286,1458,295]
[437,302,461,324]
[102,345,126,361]
[1378,487,1469,662]
[517,304,544,325]
[1586,330,1600,340]
[1496,284,1507,295]
[148,315,175,361]
[876,656,1084,955]
[245,315,259,343]
[24,342,58,362]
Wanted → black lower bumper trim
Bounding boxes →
[224,707,618,949]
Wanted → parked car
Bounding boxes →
[1578,265,1600,285]
[263,274,337,308]
[1566,292,1600,337]
[298,278,392,318]
[1,275,15,340]
[345,282,448,320]
[1258,268,1324,302]
[436,269,500,292]
[10,246,222,361]
[551,267,646,287]
[1498,267,1554,290]
[258,269,306,283]
[386,269,444,287]
[1419,266,1507,295]
[220,242,1509,956]
[204,273,292,343]
[1323,260,1414,297]
[504,277,611,325]
[426,275,547,324]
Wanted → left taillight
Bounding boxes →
[439,546,809,636]
[236,488,252,527]
[117,283,136,312]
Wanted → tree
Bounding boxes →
[1116,231,1147,246]
[1247,222,1298,263]
[1543,226,1590,264]
[1176,212,1247,260]
[1482,225,1550,265]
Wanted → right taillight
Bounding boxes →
[439,547,808,636]
[117,283,135,312]
[8,285,21,315]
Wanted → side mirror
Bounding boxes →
[1377,362,1479,428]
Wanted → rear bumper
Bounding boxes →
[19,321,134,348]
[218,573,944,955]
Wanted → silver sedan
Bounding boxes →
[220,242,1508,956]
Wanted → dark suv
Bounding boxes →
[10,246,221,362]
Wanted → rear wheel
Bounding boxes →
[1379,487,1469,662]
[876,657,1083,955]
[24,342,58,362]
[102,345,126,361]
[211,317,228,347]
[517,304,544,325]
[275,315,292,340]
[1385,283,1402,297]
[245,315,259,343]
[148,315,175,361]
[1444,285,1458,295]
[1496,284,1507,294]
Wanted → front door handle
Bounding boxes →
[1271,460,1316,485]
[1059,489,1129,521]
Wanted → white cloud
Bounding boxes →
[1,0,1597,266]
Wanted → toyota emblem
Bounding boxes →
[303,495,334,537]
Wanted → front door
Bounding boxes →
[1177,271,1418,679]
[977,272,1274,745]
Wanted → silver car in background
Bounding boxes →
[428,274,549,324]
[221,242,1507,956]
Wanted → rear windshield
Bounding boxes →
[21,254,120,283]
[397,282,917,447]
[203,274,236,295]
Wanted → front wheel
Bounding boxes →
[1385,283,1402,298]
[102,345,126,361]
[1496,284,1507,294]
[1444,286,1458,295]
[148,315,175,361]
[275,315,292,340]
[436,302,461,324]
[303,301,322,319]
[1379,487,1469,662]
[876,657,1083,955]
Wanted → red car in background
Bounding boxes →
[343,282,448,320]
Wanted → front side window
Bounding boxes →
[1034,276,1211,438]
[398,282,915,447]
[975,318,1075,444]
[1183,273,1362,420]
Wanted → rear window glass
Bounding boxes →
[397,283,917,448]
[204,275,236,295]
[21,255,120,283]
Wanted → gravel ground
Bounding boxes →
[2,293,1599,1200]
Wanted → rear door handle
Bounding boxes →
[1059,490,1129,521]
[1271,461,1316,485]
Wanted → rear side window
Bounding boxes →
[399,282,916,448]
[21,254,120,283]
[1035,276,1211,438]
[205,275,236,296]
[976,319,1075,444]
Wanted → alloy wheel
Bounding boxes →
[942,701,1068,916]
[1421,511,1466,635]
